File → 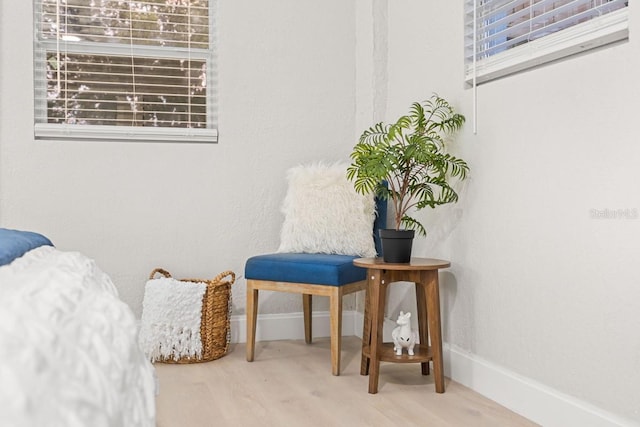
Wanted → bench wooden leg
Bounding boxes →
[360,274,371,376]
[246,281,259,362]
[303,294,312,344]
[329,288,343,376]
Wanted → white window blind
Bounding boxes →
[465,0,629,85]
[34,0,217,143]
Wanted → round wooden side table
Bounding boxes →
[354,257,450,394]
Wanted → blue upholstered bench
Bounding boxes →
[245,198,386,375]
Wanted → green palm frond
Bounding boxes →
[347,93,469,236]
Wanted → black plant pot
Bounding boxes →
[379,229,415,263]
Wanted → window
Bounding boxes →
[465,0,629,85]
[34,0,217,143]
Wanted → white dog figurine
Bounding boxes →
[391,311,418,356]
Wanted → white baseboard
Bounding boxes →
[230,310,362,344]
[231,311,638,427]
[443,345,639,427]
[230,309,395,343]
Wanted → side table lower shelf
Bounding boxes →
[362,343,433,363]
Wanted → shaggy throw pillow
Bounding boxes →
[277,162,377,257]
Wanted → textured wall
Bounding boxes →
[383,1,640,423]
[0,1,357,317]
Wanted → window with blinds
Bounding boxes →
[465,0,629,85]
[34,0,217,142]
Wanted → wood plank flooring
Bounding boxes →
[155,337,539,427]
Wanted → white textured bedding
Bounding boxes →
[0,246,155,427]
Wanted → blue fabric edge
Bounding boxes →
[0,228,54,266]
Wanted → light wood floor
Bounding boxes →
[155,336,539,427]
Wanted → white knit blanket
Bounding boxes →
[0,246,156,427]
[139,277,207,362]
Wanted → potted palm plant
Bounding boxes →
[347,94,469,263]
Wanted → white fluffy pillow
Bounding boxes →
[277,162,377,257]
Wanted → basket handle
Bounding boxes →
[212,270,236,285]
[149,268,235,284]
[149,268,172,280]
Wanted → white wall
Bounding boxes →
[383,1,640,425]
[0,1,357,317]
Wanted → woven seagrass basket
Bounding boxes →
[148,268,235,364]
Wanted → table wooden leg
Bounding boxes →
[425,270,445,393]
[415,281,430,375]
[368,270,386,394]
[360,272,372,376]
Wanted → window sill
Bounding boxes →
[34,124,218,143]
[465,7,629,85]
